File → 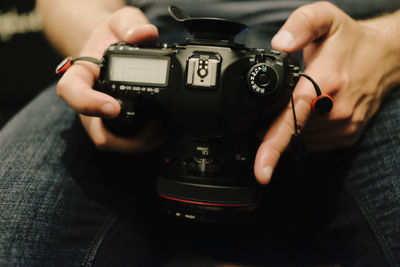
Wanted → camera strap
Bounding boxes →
[55,56,103,75]
[289,71,334,159]
[297,72,334,115]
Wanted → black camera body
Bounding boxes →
[97,42,296,135]
[95,6,300,222]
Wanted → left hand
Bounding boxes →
[57,7,162,153]
[253,2,400,184]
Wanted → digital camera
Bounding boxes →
[95,6,300,222]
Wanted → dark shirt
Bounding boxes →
[127,0,400,47]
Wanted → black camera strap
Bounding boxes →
[55,56,103,75]
[289,72,334,159]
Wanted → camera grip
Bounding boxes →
[102,98,142,137]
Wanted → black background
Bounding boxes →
[0,0,62,128]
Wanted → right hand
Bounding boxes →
[57,7,163,153]
[254,2,400,184]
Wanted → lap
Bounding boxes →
[291,87,400,266]
[339,87,400,266]
[0,85,159,266]
[0,84,399,266]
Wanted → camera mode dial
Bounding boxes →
[247,63,278,96]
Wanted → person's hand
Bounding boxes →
[57,7,162,153]
[254,1,400,184]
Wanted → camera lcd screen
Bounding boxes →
[109,56,169,86]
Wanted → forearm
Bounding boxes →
[36,0,124,57]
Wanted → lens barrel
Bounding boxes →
[157,137,262,222]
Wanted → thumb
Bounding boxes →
[109,7,159,44]
[123,24,159,44]
[253,76,316,184]
[271,1,344,52]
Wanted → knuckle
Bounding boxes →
[282,116,296,134]
[344,124,358,137]
[341,135,359,148]
[308,1,339,16]
[92,135,108,151]
[56,79,66,99]
[78,106,92,116]
[293,1,339,38]
[329,73,349,93]
[295,5,315,20]
[109,6,149,39]
[337,124,361,148]
[334,107,353,121]
[294,6,320,38]
[314,1,337,9]
[113,6,146,22]
[118,6,139,16]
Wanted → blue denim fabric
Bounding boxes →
[290,87,400,266]
[0,86,399,266]
[341,88,400,266]
[1,1,400,264]
[0,86,160,266]
[0,86,114,266]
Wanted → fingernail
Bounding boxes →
[101,103,115,116]
[262,166,273,184]
[124,28,135,40]
[271,30,294,49]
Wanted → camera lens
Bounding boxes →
[157,137,262,223]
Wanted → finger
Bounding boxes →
[57,63,121,118]
[303,95,353,133]
[59,9,159,118]
[80,115,164,153]
[271,2,345,52]
[304,119,367,151]
[254,77,315,184]
[80,11,159,57]
[123,24,159,44]
[108,7,159,43]
[304,127,360,152]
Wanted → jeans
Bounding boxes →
[0,84,399,266]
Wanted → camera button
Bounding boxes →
[199,68,208,77]
[271,50,281,55]
[257,73,270,87]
